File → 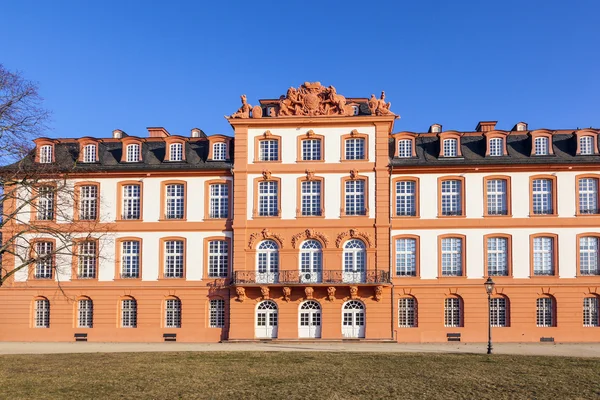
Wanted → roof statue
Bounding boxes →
[227,82,395,118]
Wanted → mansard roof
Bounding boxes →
[390,129,600,167]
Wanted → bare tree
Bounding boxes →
[0,64,109,287]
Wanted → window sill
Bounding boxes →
[115,276,142,281]
[253,160,282,164]
[483,214,512,218]
[530,274,558,278]
[158,277,186,280]
[392,215,420,219]
[115,219,144,223]
[528,214,558,218]
[159,218,187,222]
[252,215,282,219]
[575,213,600,217]
[437,215,466,218]
[340,159,368,162]
[296,214,326,219]
[296,159,325,163]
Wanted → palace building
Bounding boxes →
[1,82,599,343]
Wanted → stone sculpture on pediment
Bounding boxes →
[368,91,394,116]
[275,82,348,117]
[228,94,252,119]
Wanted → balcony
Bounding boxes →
[233,270,390,285]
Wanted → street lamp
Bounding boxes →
[484,277,495,354]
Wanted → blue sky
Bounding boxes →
[3,0,599,139]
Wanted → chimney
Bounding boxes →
[429,124,442,133]
[147,127,170,138]
[476,121,497,132]
[190,128,206,138]
[112,129,127,139]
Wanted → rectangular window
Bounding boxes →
[487,237,508,276]
[170,143,183,161]
[39,145,53,163]
[258,181,279,217]
[302,139,321,161]
[121,299,137,328]
[34,242,53,279]
[77,241,97,279]
[301,180,322,216]
[122,185,141,220]
[444,298,461,327]
[443,139,457,157]
[209,299,225,328]
[213,143,227,161]
[441,237,462,276]
[121,241,140,278]
[37,186,55,220]
[440,180,462,216]
[396,181,416,216]
[78,299,93,328]
[578,178,598,214]
[486,179,507,215]
[395,238,416,276]
[579,136,594,155]
[126,144,140,162]
[79,185,98,220]
[532,179,553,214]
[489,138,503,156]
[534,137,549,155]
[579,237,599,275]
[83,145,96,163]
[345,180,366,216]
[209,183,229,219]
[490,298,507,327]
[165,184,185,219]
[398,139,412,158]
[34,299,50,328]
[345,138,365,160]
[533,237,554,276]
[164,240,184,278]
[165,299,181,328]
[208,240,228,278]
[259,140,278,161]
[536,298,553,327]
[583,297,599,327]
[398,298,416,327]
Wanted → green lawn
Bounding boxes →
[0,352,598,399]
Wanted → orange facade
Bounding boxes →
[0,83,599,343]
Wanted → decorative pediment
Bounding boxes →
[336,228,374,248]
[291,228,330,248]
[248,228,285,249]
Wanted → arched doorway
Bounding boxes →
[255,300,278,338]
[298,300,321,338]
[342,300,365,338]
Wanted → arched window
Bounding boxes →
[444,297,462,327]
[39,145,53,163]
[534,137,549,156]
[343,239,366,283]
[83,144,97,163]
[256,240,279,283]
[398,139,412,158]
[165,297,182,328]
[579,136,594,155]
[121,298,137,328]
[212,142,227,161]
[536,296,555,327]
[490,296,508,327]
[443,139,458,157]
[126,144,140,162]
[256,300,278,338]
[342,300,365,338]
[170,143,183,161]
[299,300,321,338]
[488,137,503,156]
[300,240,322,282]
[34,298,50,328]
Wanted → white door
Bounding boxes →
[342,240,366,283]
[255,301,278,338]
[256,240,279,284]
[299,301,322,338]
[342,300,365,338]
[300,240,323,283]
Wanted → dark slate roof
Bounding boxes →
[390,132,600,167]
[2,139,232,174]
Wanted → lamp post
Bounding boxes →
[484,277,495,354]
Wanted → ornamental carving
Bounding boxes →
[228,95,253,119]
[336,229,374,248]
[305,287,314,300]
[248,229,285,249]
[283,287,291,302]
[291,229,330,249]
[260,286,270,300]
[263,130,272,138]
[262,170,272,180]
[374,286,383,302]
[276,82,352,117]
[327,287,336,302]
[349,286,359,300]
[236,287,246,302]
[349,129,359,137]
[367,91,393,116]
[349,169,359,180]
[305,170,315,181]
[306,129,316,138]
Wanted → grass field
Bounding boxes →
[0,352,598,399]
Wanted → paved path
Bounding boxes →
[0,342,599,357]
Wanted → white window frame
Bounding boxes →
[301,180,322,216]
[36,186,55,221]
[395,180,416,216]
[300,240,322,280]
[440,180,462,216]
[579,136,594,155]
[441,237,462,276]
[34,299,50,328]
[258,139,279,161]
[579,236,599,275]
[77,241,97,279]
[83,144,96,163]
[121,299,137,328]
[486,179,507,215]
[34,241,53,279]
[121,240,140,278]
[490,297,507,327]
[583,297,599,327]
[533,237,554,276]
[208,240,228,278]
[532,179,553,215]
[170,143,183,162]
[257,240,279,283]
[165,298,182,328]
[578,178,598,214]
[126,144,140,162]
[444,298,461,327]
[443,139,458,157]
[301,139,321,161]
[79,185,98,220]
[212,142,227,161]
[39,145,53,163]
[122,184,141,220]
[395,238,416,276]
[209,183,229,219]
[536,297,554,327]
[345,179,366,216]
[534,137,549,156]
[77,299,93,328]
[258,181,279,217]
[164,240,184,278]
[487,237,508,276]
[209,299,225,328]
[343,239,366,274]
[398,298,417,328]
[397,139,412,158]
[165,184,185,219]
[488,137,503,156]
[344,138,365,160]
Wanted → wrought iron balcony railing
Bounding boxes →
[233,270,390,285]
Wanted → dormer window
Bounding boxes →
[516,123,527,132]
[534,137,549,156]
[83,144,97,163]
[126,144,140,162]
[443,139,458,157]
[430,124,442,133]
[39,145,53,164]
[213,142,227,161]
[579,136,594,155]
[398,139,412,158]
[489,138,503,156]
[351,105,359,116]
[170,143,183,161]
